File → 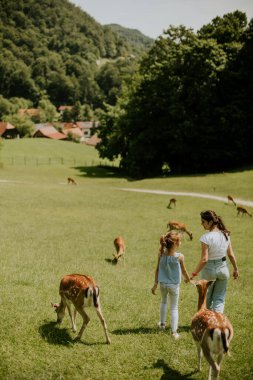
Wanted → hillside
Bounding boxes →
[0,0,153,109]
[107,24,154,55]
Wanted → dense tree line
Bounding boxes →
[0,0,151,111]
[96,11,253,177]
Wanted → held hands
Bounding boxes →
[151,283,158,295]
[190,272,198,281]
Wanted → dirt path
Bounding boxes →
[116,188,253,207]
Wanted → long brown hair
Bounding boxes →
[200,210,230,240]
[160,231,181,251]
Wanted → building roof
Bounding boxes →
[18,108,40,117]
[85,134,101,146]
[76,121,94,129]
[33,126,66,140]
[58,105,73,112]
[63,127,83,138]
[0,122,16,135]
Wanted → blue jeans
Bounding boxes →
[201,259,230,313]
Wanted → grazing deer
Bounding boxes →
[113,236,126,264]
[167,220,193,240]
[167,198,177,209]
[52,274,111,344]
[227,195,236,206]
[191,280,233,380]
[67,177,77,185]
[237,206,252,218]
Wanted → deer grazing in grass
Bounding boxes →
[167,220,193,240]
[52,274,111,344]
[67,177,77,185]
[237,206,252,217]
[191,280,233,380]
[113,236,126,264]
[227,195,236,206]
[167,198,177,209]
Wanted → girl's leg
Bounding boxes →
[160,284,169,325]
[168,286,179,333]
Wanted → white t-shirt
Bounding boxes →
[200,231,230,260]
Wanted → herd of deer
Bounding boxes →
[51,193,250,380]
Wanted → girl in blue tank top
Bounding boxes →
[151,231,190,339]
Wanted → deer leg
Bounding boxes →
[202,346,220,380]
[196,344,203,371]
[66,300,76,333]
[74,307,90,340]
[95,303,111,344]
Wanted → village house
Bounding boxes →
[0,122,19,139]
[33,124,66,140]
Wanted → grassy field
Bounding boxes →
[0,139,252,380]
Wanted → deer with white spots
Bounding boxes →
[237,206,252,218]
[167,220,193,240]
[191,280,233,380]
[52,274,111,344]
[113,236,126,264]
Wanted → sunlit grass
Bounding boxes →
[0,139,252,379]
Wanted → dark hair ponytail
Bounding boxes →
[200,210,230,240]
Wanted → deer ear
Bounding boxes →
[51,303,59,309]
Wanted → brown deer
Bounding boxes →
[52,274,111,344]
[237,206,252,217]
[113,236,126,264]
[227,195,236,206]
[191,280,233,380]
[167,220,193,240]
[67,177,77,185]
[167,198,177,209]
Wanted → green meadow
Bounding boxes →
[0,139,252,380]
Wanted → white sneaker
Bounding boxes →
[158,322,166,330]
[172,332,180,340]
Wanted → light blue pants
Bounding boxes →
[201,259,230,313]
[160,284,179,333]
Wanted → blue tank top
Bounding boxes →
[158,252,182,285]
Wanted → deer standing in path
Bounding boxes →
[167,198,177,209]
[237,206,252,217]
[191,280,233,380]
[227,195,236,206]
[52,274,111,344]
[167,220,193,240]
[113,236,126,264]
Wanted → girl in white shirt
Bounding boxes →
[191,210,238,313]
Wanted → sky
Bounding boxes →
[70,0,253,39]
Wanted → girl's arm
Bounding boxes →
[191,242,209,278]
[151,252,161,294]
[227,242,239,279]
[179,255,190,283]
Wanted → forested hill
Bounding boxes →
[0,0,153,108]
[107,24,154,54]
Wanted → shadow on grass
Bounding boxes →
[39,321,73,346]
[105,258,118,265]
[113,325,191,335]
[153,359,197,379]
[74,165,128,179]
[39,321,109,347]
